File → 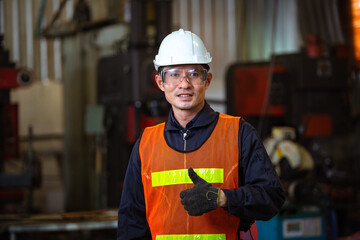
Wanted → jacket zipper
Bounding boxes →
[181,129,190,230]
[181,130,189,151]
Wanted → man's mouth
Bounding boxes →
[178,94,192,97]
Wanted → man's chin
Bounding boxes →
[174,102,193,111]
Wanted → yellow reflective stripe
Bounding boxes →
[156,234,226,240]
[151,168,224,187]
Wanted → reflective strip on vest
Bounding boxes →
[151,168,224,187]
[156,234,226,240]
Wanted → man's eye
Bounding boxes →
[189,72,200,77]
[169,73,180,78]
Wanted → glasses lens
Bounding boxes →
[187,69,206,84]
[163,69,181,85]
[163,68,207,86]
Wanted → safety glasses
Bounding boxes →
[161,68,208,86]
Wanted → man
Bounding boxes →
[118,29,285,240]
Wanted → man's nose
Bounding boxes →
[178,74,192,86]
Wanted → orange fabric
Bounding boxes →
[140,113,258,239]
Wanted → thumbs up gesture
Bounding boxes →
[180,168,220,216]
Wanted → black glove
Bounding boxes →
[180,167,220,216]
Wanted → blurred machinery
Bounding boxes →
[96,0,171,208]
[226,53,350,139]
[0,35,38,214]
[260,126,326,239]
[264,127,314,184]
[226,44,359,238]
[0,36,32,164]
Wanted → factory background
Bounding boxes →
[0,0,359,239]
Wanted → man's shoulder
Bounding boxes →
[217,114,257,134]
[218,112,242,120]
[218,113,253,125]
[139,122,166,147]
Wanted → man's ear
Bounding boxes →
[155,74,165,92]
[205,72,212,89]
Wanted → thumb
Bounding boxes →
[188,168,207,185]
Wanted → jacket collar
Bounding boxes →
[165,101,218,132]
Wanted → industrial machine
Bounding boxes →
[226,52,350,139]
[96,0,172,208]
[226,47,358,239]
[264,127,314,183]
[0,35,38,214]
[97,48,169,208]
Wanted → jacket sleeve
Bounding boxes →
[222,121,285,220]
[117,139,152,240]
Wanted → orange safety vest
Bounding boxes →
[140,113,258,240]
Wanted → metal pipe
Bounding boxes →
[155,0,172,48]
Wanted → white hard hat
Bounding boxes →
[153,29,212,71]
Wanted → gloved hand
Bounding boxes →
[180,168,220,216]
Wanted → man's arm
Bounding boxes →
[222,121,285,220]
[117,139,152,240]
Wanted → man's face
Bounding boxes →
[155,64,212,115]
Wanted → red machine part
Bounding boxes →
[0,68,33,89]
[0,67,32,158]
[127,104,167,144]
[302,114,333,137]
[127,105,136,144]
[228,62,337,138]
[1,104,19,159]
[231,65,286,116]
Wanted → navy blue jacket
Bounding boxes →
[117,102,285,239]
